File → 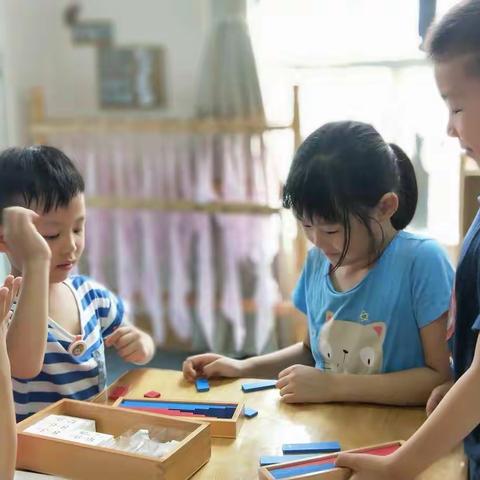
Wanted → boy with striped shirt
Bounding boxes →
[0,146,155,421]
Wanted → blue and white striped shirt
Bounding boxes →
[13,275,126,422]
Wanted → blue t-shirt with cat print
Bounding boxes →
[292,231,454,374]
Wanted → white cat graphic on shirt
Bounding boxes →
[318,311,386,374]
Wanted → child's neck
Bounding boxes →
[330,225,398,292]
[370,222,398,262]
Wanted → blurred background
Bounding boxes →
[0,0,469,378]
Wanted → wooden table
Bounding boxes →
[93,368,467,480]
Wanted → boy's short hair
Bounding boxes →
[0,145,84,214]
[426,0,480,76]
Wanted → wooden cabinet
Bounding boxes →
[460,155,480,240]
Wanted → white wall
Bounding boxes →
[0,0,212,145]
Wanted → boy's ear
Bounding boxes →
[376,192,399,221]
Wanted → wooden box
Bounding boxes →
[114,397,245,439]
[258,441,402,480]
[17,399,211,480]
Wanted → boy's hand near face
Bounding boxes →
[105,325,155,364]
[2,206,51,267]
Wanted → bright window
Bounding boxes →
[248,0,463,247]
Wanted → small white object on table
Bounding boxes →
[15,472,65,479]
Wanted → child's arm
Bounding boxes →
[98,287,154,365]
[2,207,51,379]
[426,379,454,416]
[0,279,22,480]
[183,338,315,382]
[336,333,480,480]
[181,258,315,381]
[277,313,451,405]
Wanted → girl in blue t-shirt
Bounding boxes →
[183,121,454,406]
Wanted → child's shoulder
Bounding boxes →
[394,231,451,264]
[67,274,115,297]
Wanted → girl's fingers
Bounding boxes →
[3,275,13,290]
[280,393,296,404]
[182,360,197,382]
[279,382,294,397]
[275,376,289,390]
[5,278,15,314]
[0,287,9,322]
[278,365,294,379]
[12,277,22,298]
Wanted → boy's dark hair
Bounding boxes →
[426,0,480,76]
[0,145,84,213]
[283,121,417,268]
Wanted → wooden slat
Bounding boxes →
[30,118,293,135]
[86,196,281,214]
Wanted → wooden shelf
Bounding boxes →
[87,197,281,215]
[29,87,295,136]
[30,118,293,135]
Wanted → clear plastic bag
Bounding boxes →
[103,426,181,458]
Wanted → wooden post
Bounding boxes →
[29,86,47,144]
[290,85,308,342]
[291,85,307,276]
[292,84,301,149]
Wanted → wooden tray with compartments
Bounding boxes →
[16,399,211,480]
[258,441,403,480]
[113,396,245,438]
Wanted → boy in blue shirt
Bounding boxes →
[337,2,480,479]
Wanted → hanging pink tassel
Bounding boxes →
[215,134,251,351]
[112,135,139,315]
[139,134,166,344]
[167,212,192,341]
[193,213,215,347]
[244,134,281,352]
[85,137,110,285]
[248,134,268,204]
[164,135,192,341]
[250,215,281,353]
[216,213,247,351]
[191,135,216,347]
